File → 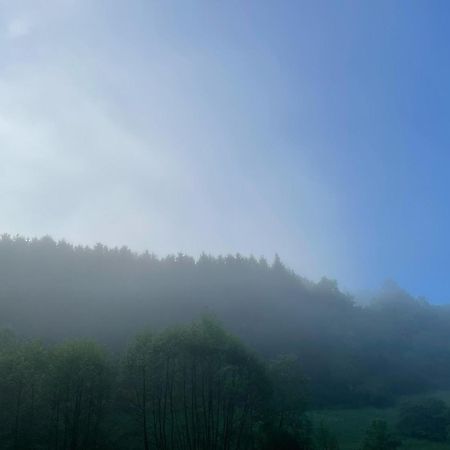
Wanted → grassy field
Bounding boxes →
[310,391,450,450]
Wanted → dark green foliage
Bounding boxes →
[1,319,309,450]
[3,234,450,448]
[397,397,450,442]
[0,336,48,449]
[314,421,340,450]
[124,317,270,450]
[269,354,309,422]
[47,341,113,450]
[0,337,111,450]
[260,428,310,450]
[3,235,450,408]
[360,419,401,450]
[259,414,314,450]
[261,355,313,449]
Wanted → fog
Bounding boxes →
[0,235,450,449]
[2,1,450,449]
[0,0,351,288]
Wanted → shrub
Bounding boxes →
[361,419,401,450]
[397,397,450,442]
[314,421,340,450]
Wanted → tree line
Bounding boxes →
[5,317,450,450]
[1,234,450,409]
[0,317,327,450]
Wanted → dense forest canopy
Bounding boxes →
[1,234,450,411]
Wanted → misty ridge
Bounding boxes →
[2,234,450,449]
[5,0,450,448]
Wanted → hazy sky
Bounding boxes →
[1,0,450,301]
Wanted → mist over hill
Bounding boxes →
[1,234,450,408]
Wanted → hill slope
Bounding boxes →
[1,234,450,406]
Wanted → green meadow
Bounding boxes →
[311,391,450,450]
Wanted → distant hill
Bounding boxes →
[1,234,450,407]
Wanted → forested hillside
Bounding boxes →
[1,234,450,410]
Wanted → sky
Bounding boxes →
[1,1,450,302]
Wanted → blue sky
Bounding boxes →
[1,1,450,301]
